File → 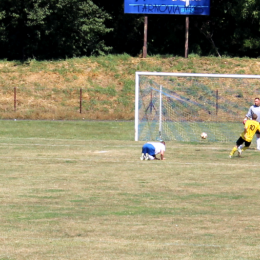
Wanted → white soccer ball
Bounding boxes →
[201,132,207,139]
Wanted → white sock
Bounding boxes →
[148,155,154,160]
[257,137,260,150]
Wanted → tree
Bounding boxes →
[0,0,112,60]
[94,0,145,56]
[237,0,260,56]
[95,0,260,58]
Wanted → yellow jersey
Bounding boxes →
[240,120,260,142]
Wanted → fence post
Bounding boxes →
[80,88,82,114]
[14,87,17,111]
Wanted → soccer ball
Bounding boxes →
[201,132,207,139]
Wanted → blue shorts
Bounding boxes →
[142,143,155,156]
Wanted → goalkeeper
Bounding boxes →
[140,141,166,160]
[229,113,260,158]
[242,97,260,150]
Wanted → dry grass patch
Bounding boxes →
[0,56,260,119]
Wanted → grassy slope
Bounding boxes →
[0,55,260,120]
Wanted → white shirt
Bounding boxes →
[246,105,260,123]
[148,142,165,155]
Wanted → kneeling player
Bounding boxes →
[140,141,166,160]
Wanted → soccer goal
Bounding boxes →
[135,72,260,142]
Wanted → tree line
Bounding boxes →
[0,0,259,60]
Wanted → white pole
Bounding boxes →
[159,85,162,139]
[135,72,139,141]
[185,0,189,6]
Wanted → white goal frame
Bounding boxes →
[135,72,260,141]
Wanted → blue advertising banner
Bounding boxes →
[124,0,210,15]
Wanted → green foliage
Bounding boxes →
[1,0,260,58]
[0,0,112,60]
[94,0,260,58]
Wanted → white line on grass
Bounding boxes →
[0,137,89,141]
[0,143,140,148]
[0,142,90,147]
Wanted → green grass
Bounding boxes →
[0,120,133,140]
[1,120,260,259]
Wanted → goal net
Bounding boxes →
[135,72,260,142]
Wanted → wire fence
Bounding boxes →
[0,86,133,120]
[0,87,91,119]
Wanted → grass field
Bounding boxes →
[1,120,260,260]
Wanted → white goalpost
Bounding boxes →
[135,72,260,142]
